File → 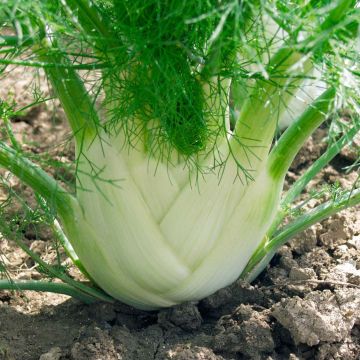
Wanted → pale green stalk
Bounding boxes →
[0,280,98,303]
[243,188,360,282]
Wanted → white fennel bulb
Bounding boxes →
[63,131,282,310]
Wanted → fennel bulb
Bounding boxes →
[64,131,281,309]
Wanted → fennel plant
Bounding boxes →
[0,0,359,309]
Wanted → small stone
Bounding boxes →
[347,235,360,250]
[39,347,62,360]
[288,355,300,360]
[232,304,254,322]
[267,267,288,285]
[214,306,274,357]
[334,262,360,285]
[3,171,20,187]
[279,257,298,272]
[17,272,32,280]
[277,246,293,258]
[289,267,316,281]
[29,240,47,254]
[164,345,224,360]
[158,302,202,331]
[290,227,318,255]
[337,244,348,253]
[272,289,360,346]
[319,216,352,248]
[340,132,360,162]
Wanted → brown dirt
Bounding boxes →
[0,68,359,360]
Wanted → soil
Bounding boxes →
[0,67,359,360]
